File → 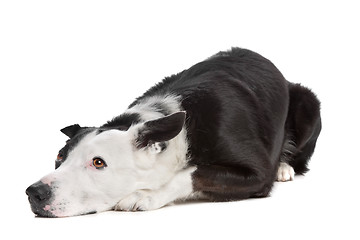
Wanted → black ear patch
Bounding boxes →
[136,111,186,148]
[60,124,82,138]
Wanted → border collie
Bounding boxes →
[26,48,321,217]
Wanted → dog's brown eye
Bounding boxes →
[57,153,63,161]
[93,158,107,169]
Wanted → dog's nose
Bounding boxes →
[26,181,52,203]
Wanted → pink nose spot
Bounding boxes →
[43,205,51,211]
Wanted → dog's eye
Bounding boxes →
[93,157,107,169]
[57,153,63,161]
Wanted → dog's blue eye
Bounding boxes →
[93,158,107,169]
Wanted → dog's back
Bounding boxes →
[130,48,321,200]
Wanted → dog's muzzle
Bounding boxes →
[26,181,55,217]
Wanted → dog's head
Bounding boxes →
[26,112,186,217]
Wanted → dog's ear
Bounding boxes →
[136,111,186,148]
[60,124,82,138]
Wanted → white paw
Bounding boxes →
[114,190,163,211]
[277,162,295,182]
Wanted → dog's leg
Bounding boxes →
[192,165,273,201]
[115,167,196,211]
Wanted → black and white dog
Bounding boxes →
[26,48,321,217]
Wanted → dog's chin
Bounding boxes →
[27,199,53,218]
[29,205,56,218]
[30,205,98,218]
[35,212,57,218]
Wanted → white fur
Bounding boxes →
[277,162,295,182]
[115,166,196,211]
[39,94,192,217]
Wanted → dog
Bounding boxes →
[26,48,321,217]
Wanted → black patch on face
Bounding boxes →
[99,112,141,132]
[56,127,96,169]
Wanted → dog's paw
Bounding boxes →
[277,162,295,182]
[114,190,163,211]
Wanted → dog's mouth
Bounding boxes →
[28,197,98,217]
[27,197,56,218]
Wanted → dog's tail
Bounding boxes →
[281,83,322,174]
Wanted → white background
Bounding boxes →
[1,0,359,239]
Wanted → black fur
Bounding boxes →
[131,47,321,201]
[285,83,321,174]
[60,124,82,138]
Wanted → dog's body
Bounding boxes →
[26,48,321,217]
